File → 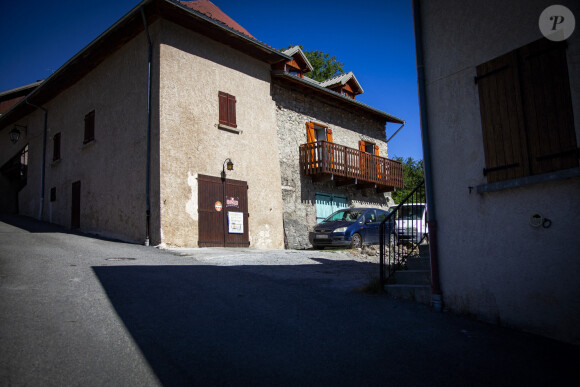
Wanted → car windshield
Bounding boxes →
[388,205,425,220]
[323,209,363,223]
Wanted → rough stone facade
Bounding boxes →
[272,82,395,249]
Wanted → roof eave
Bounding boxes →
[0,0,292,128]
[272,71,404,124]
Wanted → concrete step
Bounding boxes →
[392,269,431,285]
[407,256,430,270]
[385,284,431,304]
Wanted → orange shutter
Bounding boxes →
[326,128,334,168]
[306,122,315,143]
[359,141,366,176]
[306,123,316,168]
[326,128,333,143]
[374,145,381,178]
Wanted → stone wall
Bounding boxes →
[272,82,395,249]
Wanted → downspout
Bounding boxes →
[412,0,442,311]
[141,7,152,246]
[386,122,406,143]
[25,97,48,221]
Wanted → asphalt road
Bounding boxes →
[0,214,578,386]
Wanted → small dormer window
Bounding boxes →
[341,89,355,99]
[285,63,302,78]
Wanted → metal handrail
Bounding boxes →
[379,179,427,286]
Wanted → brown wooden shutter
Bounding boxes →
[518,39,578,174]
[476,52,528,183]
[359,140,365,152]
[326,128,333,143]
[218,92,228,126]
[53,133,61,161]
[306,122,315,143]
[227,94,237,128]
[84,111,95,144]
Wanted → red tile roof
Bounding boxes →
[179,0,255,39]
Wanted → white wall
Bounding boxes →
[157,20,285,249]
[419,0,580,343]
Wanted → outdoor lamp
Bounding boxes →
[9,125,26,144]
[221,158,234,179]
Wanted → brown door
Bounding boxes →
[71,181,81,229]
[198,174,249,247]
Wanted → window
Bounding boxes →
[285,62,303,78]
[218,91,237,128]
[306,122,333,143]
[341,89,355,99]
[306,122,334,165]
[84,110,95,144]
[476,38,578,183]
[359,140,379,155]
[52,133,61,161]
[50,187,56,202]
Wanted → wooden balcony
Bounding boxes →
[299,141,404,192]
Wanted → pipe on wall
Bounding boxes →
[141,6,153,246]
[24,97,48,221]
[412,0,443,311]
[386,122,406,143]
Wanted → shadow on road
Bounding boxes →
[92,263,580,387]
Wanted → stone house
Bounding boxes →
[0,0,404,249]
[414,0,580,343]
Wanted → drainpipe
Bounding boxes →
[25,97,48,221]
[386,122,406,143]
[412,0,442,311]
[141,7,153,246]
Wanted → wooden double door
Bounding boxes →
[198,174,249,247]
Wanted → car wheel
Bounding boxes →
[388,233,398,246]
[351,233,362,248]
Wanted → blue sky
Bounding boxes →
[0,0,422,160]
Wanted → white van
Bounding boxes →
[388,203,427,244]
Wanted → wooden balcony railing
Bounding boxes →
[299,141,404,192]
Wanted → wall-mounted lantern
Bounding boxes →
[9,125,27,144]
[221,158,234,180]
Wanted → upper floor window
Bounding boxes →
[476,38,578,183]
[52,133,61,161]
[341,89,355,99]
[285,63,303,78]
[306,122,333,143]
[218,91,237,128]
[84,110,95,144]
[359,140,379,155]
